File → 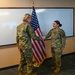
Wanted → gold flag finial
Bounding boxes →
[32,0,34,7]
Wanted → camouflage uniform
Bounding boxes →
[16,21,42,74]
[45,28,66,67]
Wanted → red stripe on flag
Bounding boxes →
[39,41,46,57]
[35,30,46,59]
[32,44,41,62]
[32,39,43,62]
[32,39,43,61]
[36,29,41,36]
[40,41,46,57]
[38,42,46,57]
[38,41,45,59]
[32,44,39,63]
[35,40,44,59]
[35,28,46,57]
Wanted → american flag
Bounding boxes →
[30,7,46,63]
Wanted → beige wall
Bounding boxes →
[0,0,75,68]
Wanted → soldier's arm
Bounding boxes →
[27,25,42,40]
[45,30,51,40]
[61,30,66,48]
[16,27,19,45]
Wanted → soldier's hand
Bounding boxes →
[42,35,46,40]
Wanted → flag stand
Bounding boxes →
[33,56,42,67]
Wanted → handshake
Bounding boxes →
[41,35,46,40]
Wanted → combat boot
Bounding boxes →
[24,73,37,75]
[23,73,28,75]
[54,66,60,74]
[30,73,37,75]
[18,72,23,75]
[51,65,56,71]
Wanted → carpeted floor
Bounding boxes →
[0,53,75,75]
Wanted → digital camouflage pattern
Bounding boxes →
[16,21,42,74]
[45,28,66,66]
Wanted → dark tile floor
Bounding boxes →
[0,53,75,75]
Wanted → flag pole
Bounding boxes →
[32,0,38,67]
[31,0,46,67]
[32,0,41,67]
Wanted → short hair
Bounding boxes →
[23,13,31,21]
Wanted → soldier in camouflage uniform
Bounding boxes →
[16,13,42,75]
[42,20,66,73]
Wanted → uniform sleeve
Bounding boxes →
[27,25,42,40]
[45,30,51,39]
[16,27,19,45]
[61,30,66,48]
